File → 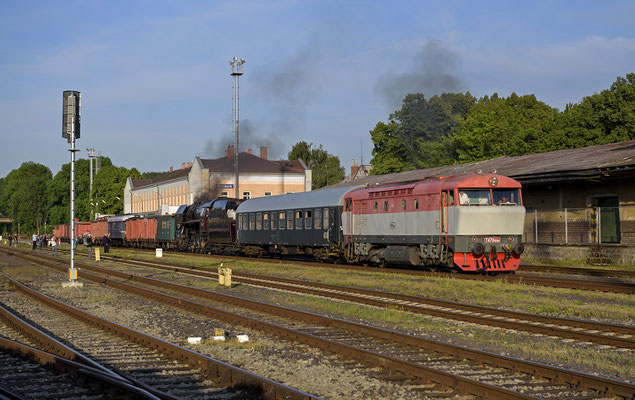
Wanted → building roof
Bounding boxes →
[201,152,305,174]
[132,152,306,190]
[331,140,635,188]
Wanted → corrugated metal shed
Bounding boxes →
[331,140,635,188]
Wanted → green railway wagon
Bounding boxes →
[156,215,176,242]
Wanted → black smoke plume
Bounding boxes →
[376,40,466,109]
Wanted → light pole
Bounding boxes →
[229,57,245,199]
[87,148,97,219]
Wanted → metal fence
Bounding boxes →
[523,205,635,245]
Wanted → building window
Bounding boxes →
[264,191,273,196]
[305,210,312,229]
[263,213,269,230]
[286,211,294,230]
[270,212,276,229]
[242,191,251,200]
[286,192,294,194]
[278,211,285,230]
[373,202,378,212]
[220,191,229,198]
[314,208,322,229]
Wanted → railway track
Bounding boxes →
[77,252,635,350]
[520,264,635,279]
[4,247,634,399]
[0,264,318,400]
[103,247,635,294]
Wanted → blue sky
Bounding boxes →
[1,0,634,178]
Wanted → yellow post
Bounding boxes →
[224,267,232,287]
[95,248,100,261]
[218,264,225,285]
[69,269,77,280]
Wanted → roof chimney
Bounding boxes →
[260,146,267,160]
[225,145,234,158]
[187,162,191,168]
[170,166,173,172]
[181,162,186,169]
[248,148,252,155]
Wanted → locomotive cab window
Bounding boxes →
[493,189,520,206]
[295,211,303,229]
[314,208,322,229]
[458,190,491,206]
[345,198,352,211]
[305,210,312,229]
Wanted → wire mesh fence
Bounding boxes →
[523,205,635,244]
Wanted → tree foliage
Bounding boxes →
[288,141,345,189]
[93,165,142,215]
[369,73,635,174]
[0,162,52,233]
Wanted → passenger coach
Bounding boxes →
[236,186,361,261]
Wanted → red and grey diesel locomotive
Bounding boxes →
[54,173,525,273]
[237,173,525,272]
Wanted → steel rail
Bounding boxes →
[0,265,319,400]
[98,255,635,349]
[7,247,634,399]
[103,246,635,294]
[520,264,635,279]
[0,336,162,400]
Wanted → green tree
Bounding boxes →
[452,93,559,162]
[549,73,635,149]
[93,165,142,215]
[288,141,345,189]
[370,92,476,174]
[0,162,52,233]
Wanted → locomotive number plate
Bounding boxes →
[484,237,501,243]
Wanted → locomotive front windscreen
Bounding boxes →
[458,189,520,206]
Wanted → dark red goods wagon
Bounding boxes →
[91,220,108,239]
[126,217,157,243]
[53,225,62,239]
[75,222,91,238]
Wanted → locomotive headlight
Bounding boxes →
[508,236,514,242]
[471,237,477,242]
[489,177,498,187]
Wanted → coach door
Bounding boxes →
[441,191,451,244]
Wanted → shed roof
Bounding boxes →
[330,140,635,188]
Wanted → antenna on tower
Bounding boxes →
[229,56,246,199]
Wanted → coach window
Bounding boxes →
[414,198,419,210]
[384,201,389,211]
[249,213,255,230]
[323,207,329,228]
[295,210,303,229]
[270,212,277,229]
[401,199,406,210]
[278,212,285,230]
[314,208,322,229]
[256,213,262,230]
[242,214,248,230]
[305,210,312,229]
[287,211,294,230]
[263,213,269,230]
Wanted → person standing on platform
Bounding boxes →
[8,235,12,246]
[51,235,58,256]
[86,234,93,259]
[102,233,111,254]
[32,232,37,250]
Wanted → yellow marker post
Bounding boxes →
[224,267,232,287]
[218,264,225,285]
[95,248,100,261]
[69,268,77,280]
